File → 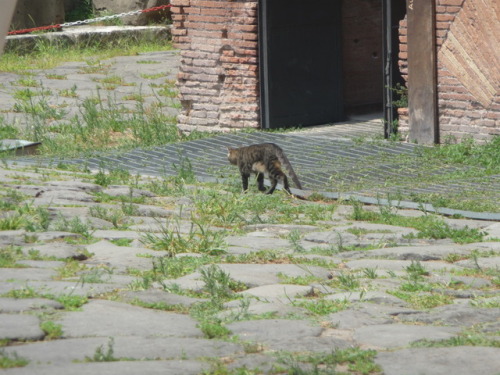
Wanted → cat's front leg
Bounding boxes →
[257,173,266,192]
[241,173,250,192]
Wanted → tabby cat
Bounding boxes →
[227,143,303,195]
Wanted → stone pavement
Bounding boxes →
[0,164,499,374]
[0,48,498,219]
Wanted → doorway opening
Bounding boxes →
[259,0,407,134]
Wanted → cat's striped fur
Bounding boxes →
[227,143,302,195]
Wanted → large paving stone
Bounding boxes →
[0,280,121,297]
[31,231,82,242]
[21,242,85,259]
[484,222,500,240]
[325,291,407,306]
[32,189,95,204]
[225,233,290,251]
[0,314,44,341]
[215,263,329,288]
[396,303,500,326]
[85,240,159,272]
[102,186,156,198]
[2,336,242,365]
[375,347,500,375]
[344,259,461,273]
[223,297,304,318]
[303,223,418,247]
[0,230,26,246]
[353,324,460,349]
[341,242,487,260]
[0,268,57,281]
[243,223,319,234]
[17,260,66,269]
[328,303,416,329]
[0,360,207,375]
[43,180,102,193]
[239,284,313,299]
[456,256,500,269]
[58,300,203,338]
[91,230,143,241]
[227,319,350,352]
[119,289,207,307]
[0,298,63,313]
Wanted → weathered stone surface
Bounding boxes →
[0,268,57,282]
[0,280,120,297]
[223,297,304,318]
[225,234,290,251]
[0,360,206,375]
[353,324,460,349]
[304,223,419,247]
[21,242,85,259]
[243,223,319,234]
[102,186,156,198]
[2,336,242,365]
[455,256,500,269]
[239,284,313,299]
[344,259,461,273]
[325,291,407,306]
[341,242,491,260]
[329,303,416,329]
[0,298,64,313]
[58,300,202,338]
[0,314,44,341]
[227,319,350,351]
[84,240,158,272]
[214,263,328,288]
[119,290,207,307]
[396,303,500,326]
[0,230,26,246]
[376,347,500,375]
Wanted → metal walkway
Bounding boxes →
[11,125,500,220]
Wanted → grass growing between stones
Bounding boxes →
[274,348,382,375]
[0,350,29,369]
[411,328,500,349]
[351,201,486,244]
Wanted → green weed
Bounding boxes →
[40,321,63,340]
[0,350,29,369]
[293,298,349,316]
[390,291,454,309]
[85,338,117,362]
[141,218,226,255]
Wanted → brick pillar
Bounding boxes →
[399,0,499,142]
[171,0,260,132]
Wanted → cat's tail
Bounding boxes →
[275,147,303,190]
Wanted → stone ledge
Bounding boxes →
[5,25,171,54]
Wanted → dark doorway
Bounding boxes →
[259,0,344,129]
[342,0,384,118]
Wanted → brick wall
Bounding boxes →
[171,0,259,132]
[398,0,499,142]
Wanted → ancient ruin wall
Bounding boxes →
[399,0,500,142]
[171,0,259,132]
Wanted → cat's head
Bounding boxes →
[227,147,239,165]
